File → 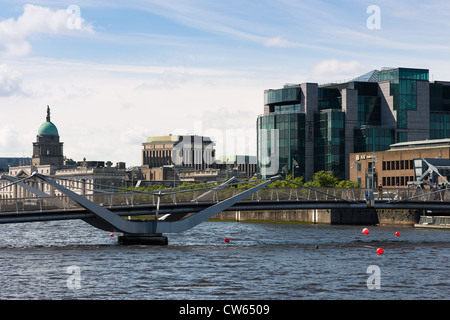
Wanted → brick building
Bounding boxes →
[349,138,450,188]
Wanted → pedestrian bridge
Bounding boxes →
[1,173,449,244]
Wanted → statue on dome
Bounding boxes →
[46,105,51,122]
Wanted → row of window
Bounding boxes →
[382,176,415,187]
[382,160,414,171]
[264,87,301,105]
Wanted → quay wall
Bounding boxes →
[213,208,422,226]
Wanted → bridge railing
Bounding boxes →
[2,185,449,214]
[89,186,450,206]
[0,195,83,213]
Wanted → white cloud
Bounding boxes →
[0,124,30,156]
[1,57,269,165]
[310,59,367,82]
[0,64,24,96]
[0,4,93,57]
[264,36,296,48]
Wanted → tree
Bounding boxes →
[304,171,339,188]
[336,180,359,188]
[268,174,304,188]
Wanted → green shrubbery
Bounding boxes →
[123,170,358,193]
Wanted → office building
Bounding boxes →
[142,135,215,170]
[141,135,216,182]
[350,138,450,188]
[257,67,450,181]
[141,136,258,183]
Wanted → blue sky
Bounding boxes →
[1,0,450,166]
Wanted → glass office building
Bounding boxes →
[258,85,305,178]
[257,67,450,182]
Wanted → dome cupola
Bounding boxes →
[37,106,59,135]
[32,106,64,167]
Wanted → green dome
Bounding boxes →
[38,121,59,135]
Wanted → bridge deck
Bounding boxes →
[1,199,449,225]
[1,173,449,238]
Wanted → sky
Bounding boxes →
[1,0,450,167]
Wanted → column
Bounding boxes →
[301,83,318,181]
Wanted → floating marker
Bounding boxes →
[395,232,400,237]
[362,228,370,235]
[377,248,384,255]
[110,233,114,237]
[224,238,230,243]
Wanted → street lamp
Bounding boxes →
[370,153,379,189]
[292,158,299,179]
[351,160,360,187]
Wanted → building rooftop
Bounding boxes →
[144,135,179,143]
[351,70,380,82]
[389,138,450,150]
[38,121,59,135]
[144,135,214,144]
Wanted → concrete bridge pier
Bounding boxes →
[118,233,169,245]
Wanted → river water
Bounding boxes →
[0,219,448,300]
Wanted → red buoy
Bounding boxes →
[362,228,370,235]
[377,248,384,255]
[225,238,230,243]
[395,232,400,237]
[110,233,114,237]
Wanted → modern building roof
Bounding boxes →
[351,70,380,82]
[389,138,450,151]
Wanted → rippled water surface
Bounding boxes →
[0,220,448,300]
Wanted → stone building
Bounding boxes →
[0,107,126,199]
[140,135,257,183]
[141,135,217,182]
[32,106,64,166]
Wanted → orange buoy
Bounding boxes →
[362,228,370,235]
[377,248,384,255]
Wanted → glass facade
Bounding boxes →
[314,109,345,179]
[264,86,301,106]
[380,68,429,130]
[258,67,450,181]
[354,127,395,153]
[259,86,305,177]
[378,68,429,82]
[318,88,341,110]
[257,113,305,178]
[430,113,450,139]
[358,96,381,127]
[430,82,450,112]
[429,82,450,139]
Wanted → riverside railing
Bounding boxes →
[2,186,449,214]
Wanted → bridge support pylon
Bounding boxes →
[118,233,168,245]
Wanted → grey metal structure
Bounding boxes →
[2,172,450,243]
[2,173,281,244]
